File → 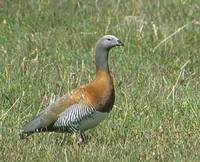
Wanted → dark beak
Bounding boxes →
[117,39,124,46]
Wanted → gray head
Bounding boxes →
[96,35,124,50]
[95,35,124,70]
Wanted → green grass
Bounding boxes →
[1,0,200,161]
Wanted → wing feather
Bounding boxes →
[20,90,83,138]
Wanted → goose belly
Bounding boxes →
[79,111,108,131]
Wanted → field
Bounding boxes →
[1,0,200,161]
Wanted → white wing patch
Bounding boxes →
[79,111,108,131]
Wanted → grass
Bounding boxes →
[0,0,200,161]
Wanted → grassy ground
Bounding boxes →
[0,0,200,161]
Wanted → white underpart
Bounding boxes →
[79,111,108,131]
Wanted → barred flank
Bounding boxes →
[53,104,95,132]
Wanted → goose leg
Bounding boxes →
[78,133,85,145]
[60,134,67,146]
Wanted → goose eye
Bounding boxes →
[107,38,111,41]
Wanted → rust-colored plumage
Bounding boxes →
[20,35,124,143]
[81,69,115,112]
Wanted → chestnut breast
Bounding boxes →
[81,70,115,112]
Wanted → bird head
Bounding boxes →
[96,35,124,51]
